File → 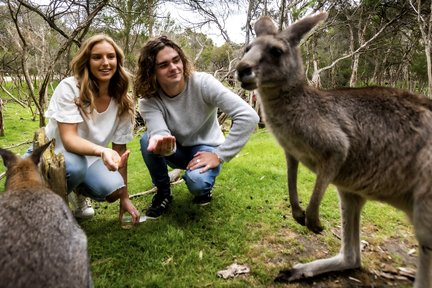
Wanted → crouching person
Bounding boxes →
[42,34,140,224]
[134,36,259,218]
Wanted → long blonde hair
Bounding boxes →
[70,34,135,120]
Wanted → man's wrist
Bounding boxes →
[212,151,224,163]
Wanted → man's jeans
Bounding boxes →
[140,132,222,197]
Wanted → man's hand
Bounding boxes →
[187,151,222,173]
[148,135,176,156]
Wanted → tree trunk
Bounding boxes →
[425,45,432,97]
[410,0,432,97]
[0,99,4,137]
[245,0,254,45]
[33,128,68,204]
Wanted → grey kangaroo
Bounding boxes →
[236,12,432,287]
[0,142,92,288]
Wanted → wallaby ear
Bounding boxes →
[283,12,328,46]
[254,16,278,37]
[30,141,52,166]
[0,148,18,169]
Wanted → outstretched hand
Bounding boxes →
[148,135,176,156]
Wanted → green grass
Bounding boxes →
[0,101,39,152]
[0,102,416,287]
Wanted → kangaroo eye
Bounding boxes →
[244,45,251,53]
[270,47,283,57]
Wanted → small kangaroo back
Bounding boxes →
[0,143,92,288]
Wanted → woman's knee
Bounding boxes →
[83,161,125,201]
[64,153,88,190]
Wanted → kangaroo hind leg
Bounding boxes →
[413,194,432,288]
[275,190,365,282]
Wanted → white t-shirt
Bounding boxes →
[45,77,133,167]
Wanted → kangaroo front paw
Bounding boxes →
[305,217,324,234]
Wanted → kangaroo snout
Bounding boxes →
[236,62,257,91]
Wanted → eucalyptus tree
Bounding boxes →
[168,0,242,44]
[3,0,108,127]
[97,0,160,69]
[410,0,432,97]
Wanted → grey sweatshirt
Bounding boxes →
[139,72,259,162]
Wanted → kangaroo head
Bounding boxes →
[236,12,328,91]
[0,141,52,190]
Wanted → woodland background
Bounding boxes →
[0,0,432,137]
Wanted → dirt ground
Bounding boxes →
[249,221,417,288]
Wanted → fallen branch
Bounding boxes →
[3,140,32,150]
[129,179,184,199]
[0,85,26,108]
[129,169,183,199]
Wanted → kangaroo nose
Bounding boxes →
[236,62,252,80]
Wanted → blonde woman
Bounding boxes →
[43,34,140,224]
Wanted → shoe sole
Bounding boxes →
[194,201,211,206]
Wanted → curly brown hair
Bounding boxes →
[134,36,193,99]
[70,34,135,121]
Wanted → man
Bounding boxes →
[134,36,259,218]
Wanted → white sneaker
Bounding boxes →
[69,192,95,219]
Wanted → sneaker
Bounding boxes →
[71,193,95,219]
[192,192,212,206]
[145,193,173,218]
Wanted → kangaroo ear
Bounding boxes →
[254,16,278,37]
[283,12,328,46]
[0,148,17,169]
[30,140,52,166]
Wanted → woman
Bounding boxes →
[44,34,140,224]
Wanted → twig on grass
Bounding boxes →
[4,140,32,150]
[129,179,184,199]
[129,169,184,199]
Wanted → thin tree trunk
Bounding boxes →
[245,0,254,45]
[0,98,4,137]
[410,0,432,97]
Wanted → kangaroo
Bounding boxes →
[236,12,432,287]
[0,142,92,288]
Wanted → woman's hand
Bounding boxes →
[101,148,130,171]
[119,197,140,224]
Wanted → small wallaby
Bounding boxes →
[236,12,432,287]
[0,142,92,288]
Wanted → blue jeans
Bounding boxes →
[24,146,124,201]
[140,132,222,197]
[64,151,125,201]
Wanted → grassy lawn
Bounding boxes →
[0,102,417,287]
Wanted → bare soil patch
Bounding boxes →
[248,221,417,288]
